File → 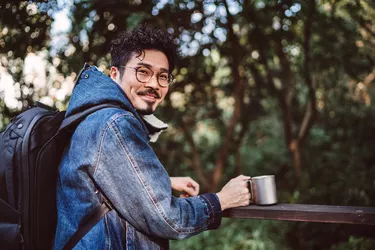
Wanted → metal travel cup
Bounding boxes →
[249,175,277,205]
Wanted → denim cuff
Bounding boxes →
[199,193,222,230]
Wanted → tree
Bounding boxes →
[0,0,57,128]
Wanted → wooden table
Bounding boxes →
[222,204,375,225]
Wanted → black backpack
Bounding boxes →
[0,102,116,250]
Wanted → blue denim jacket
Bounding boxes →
[54,65,222,250]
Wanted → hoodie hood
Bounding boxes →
[66,64,168,140]
[66,64,134,117]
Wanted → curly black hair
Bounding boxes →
[110,24,177,78]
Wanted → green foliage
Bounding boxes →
[0,1,55,58]
[171,219,291,250]
[0,97,11,130]
[241,114,289,174]
[0,0,57,119]
[331,236,375,250]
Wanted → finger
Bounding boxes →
[187,182,200,194]
[183,186,199,196]
[245,193,251,200]
[187,180,199,189]
[235,175,251,181]
[243,199,251,206]
[186,179,200,194]
[242,180,250,187]
[180,193,190,198]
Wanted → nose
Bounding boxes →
[144,74,160,89]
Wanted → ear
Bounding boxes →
[110,66,120,83]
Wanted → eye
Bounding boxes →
[159,73,169,80]
[137,68,151,75]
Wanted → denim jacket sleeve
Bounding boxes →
[92,112,222,240]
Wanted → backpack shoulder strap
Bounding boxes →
[59,103,122,132]
[63,201,111,250]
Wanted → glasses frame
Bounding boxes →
[119,66,175,87]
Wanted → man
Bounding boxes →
[54,25,251,250]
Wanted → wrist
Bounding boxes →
[216,192,229,211]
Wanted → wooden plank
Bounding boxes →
[222,204,375,225]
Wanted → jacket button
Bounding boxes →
[17,124,23,129]
[85,74,89,78]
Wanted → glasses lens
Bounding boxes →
[136,67,152,82]
[158,73,171,87]
[135,67,174,86]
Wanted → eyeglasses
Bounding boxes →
[120,66,175,87]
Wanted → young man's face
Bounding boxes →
[110,49,170,115]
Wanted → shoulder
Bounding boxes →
[97,107,135,123]
[83,107,146,135]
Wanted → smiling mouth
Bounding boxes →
[137,90,160,102]
[140,94,158,102]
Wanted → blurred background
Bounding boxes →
[1,0,375,249]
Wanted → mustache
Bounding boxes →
[137,89,161,99]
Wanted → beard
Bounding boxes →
[136,104,155,115]
[135,89,161,115]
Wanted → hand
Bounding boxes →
[170,177,200,198]
[216,175,251,211]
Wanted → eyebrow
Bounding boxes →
[136,62,169,73]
